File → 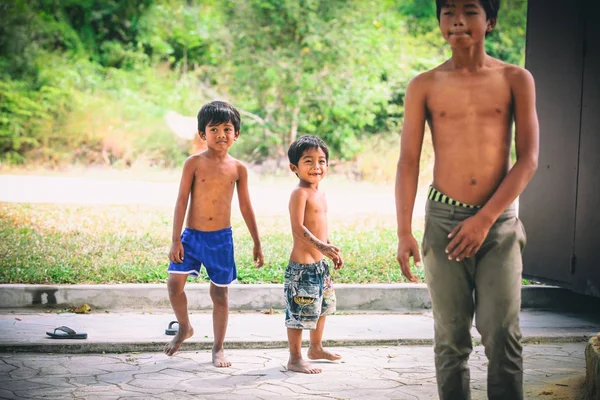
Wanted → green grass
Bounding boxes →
[0,202,423,284]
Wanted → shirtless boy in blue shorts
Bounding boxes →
[285,135,344,374]
[165,101,264,366]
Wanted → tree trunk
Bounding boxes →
[289,105,300,147]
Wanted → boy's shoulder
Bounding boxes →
[411,58,533,91]
[289,184,314,199]
[185,151,244,165]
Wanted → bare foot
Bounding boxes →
[163,325,194,356]
[212,348,231,368]
[287,356,322,374]
[307,345,342,361]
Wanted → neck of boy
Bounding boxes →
[299,180,319,190]
[449,43,488,72]
[205,148,230,161]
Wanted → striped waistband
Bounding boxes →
[427,186,481,209]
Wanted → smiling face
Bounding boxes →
[200,120,239,151]
[290,147,328,186]
[438,0,495,48]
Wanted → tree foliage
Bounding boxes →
[0,0,528,165]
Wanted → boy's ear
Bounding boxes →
[289,163,298,173]
[234,130,240,141]
[198,130,206,140]
[487,18,497,32]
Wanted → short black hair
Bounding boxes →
[287,135,330,166]
[197,101,241,133]
[436,0,500,22]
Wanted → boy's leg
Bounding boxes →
[287,327,321,374]
[307,315,341,361]
[209,282,231,367]
[423,202,476,400]
[307,268,341,361]
[164,273,194,356]
[474,214,526,400]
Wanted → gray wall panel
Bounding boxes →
[573,0,600,296]
[521,0,585,285]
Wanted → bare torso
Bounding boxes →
[186,152,240,231]
[289,186,329,264]
[425,58,514,206]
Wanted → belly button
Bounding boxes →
[470,179,477,185]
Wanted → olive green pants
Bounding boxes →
[422,199,527,400]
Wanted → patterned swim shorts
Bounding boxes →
[284,259,336,330]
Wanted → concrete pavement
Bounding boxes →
[0,343,589,399]
[1,309,599,354]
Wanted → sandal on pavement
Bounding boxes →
[46,326,88,339]
[165,321,179,336]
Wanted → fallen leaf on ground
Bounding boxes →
[71,304,91,314]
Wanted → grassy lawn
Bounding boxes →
[0,202,423,284]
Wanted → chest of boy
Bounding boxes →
[428,79,512,119]
[305,197,327,216]
[194,170,238,190]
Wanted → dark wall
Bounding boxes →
[521,0,600,297]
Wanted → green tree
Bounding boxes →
[220,0,396,158]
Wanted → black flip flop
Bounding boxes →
[165,321,179,336]
[46,326,88,339]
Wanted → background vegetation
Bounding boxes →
[0,1,529,284]
[0,202,423,284]
[0,0,527,172]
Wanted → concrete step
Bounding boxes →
[2,284,599,312]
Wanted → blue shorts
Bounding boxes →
[167,227,236,286]
[284,259,336,330]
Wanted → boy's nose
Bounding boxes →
[453,14,465,25]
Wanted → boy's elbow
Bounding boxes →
[397,157,420,174]
[525,153,538,172]
[518,154,538,175]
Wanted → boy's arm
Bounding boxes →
[395,75,428,282]
[327,238,343,269]
[446,67,539,261]
[169,157,195,263]
[236,162,264,267]
[289,189,341,263]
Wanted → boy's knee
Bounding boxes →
[210,285,228,305]
[167,274,187,296]
[478,323,521,348]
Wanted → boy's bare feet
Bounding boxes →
[212,348,231,368]
[307,345,342,361]
[287,356,322,374]
[164,325,194,356]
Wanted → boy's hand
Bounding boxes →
[446,214,492,261]
[397,234,420,283]
[253,245,264,268]
[320,243,341,263]
[332,252,344,270]
[169,240,184,263]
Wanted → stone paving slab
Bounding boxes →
[0,343,588,399]
[1,310,599,354]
